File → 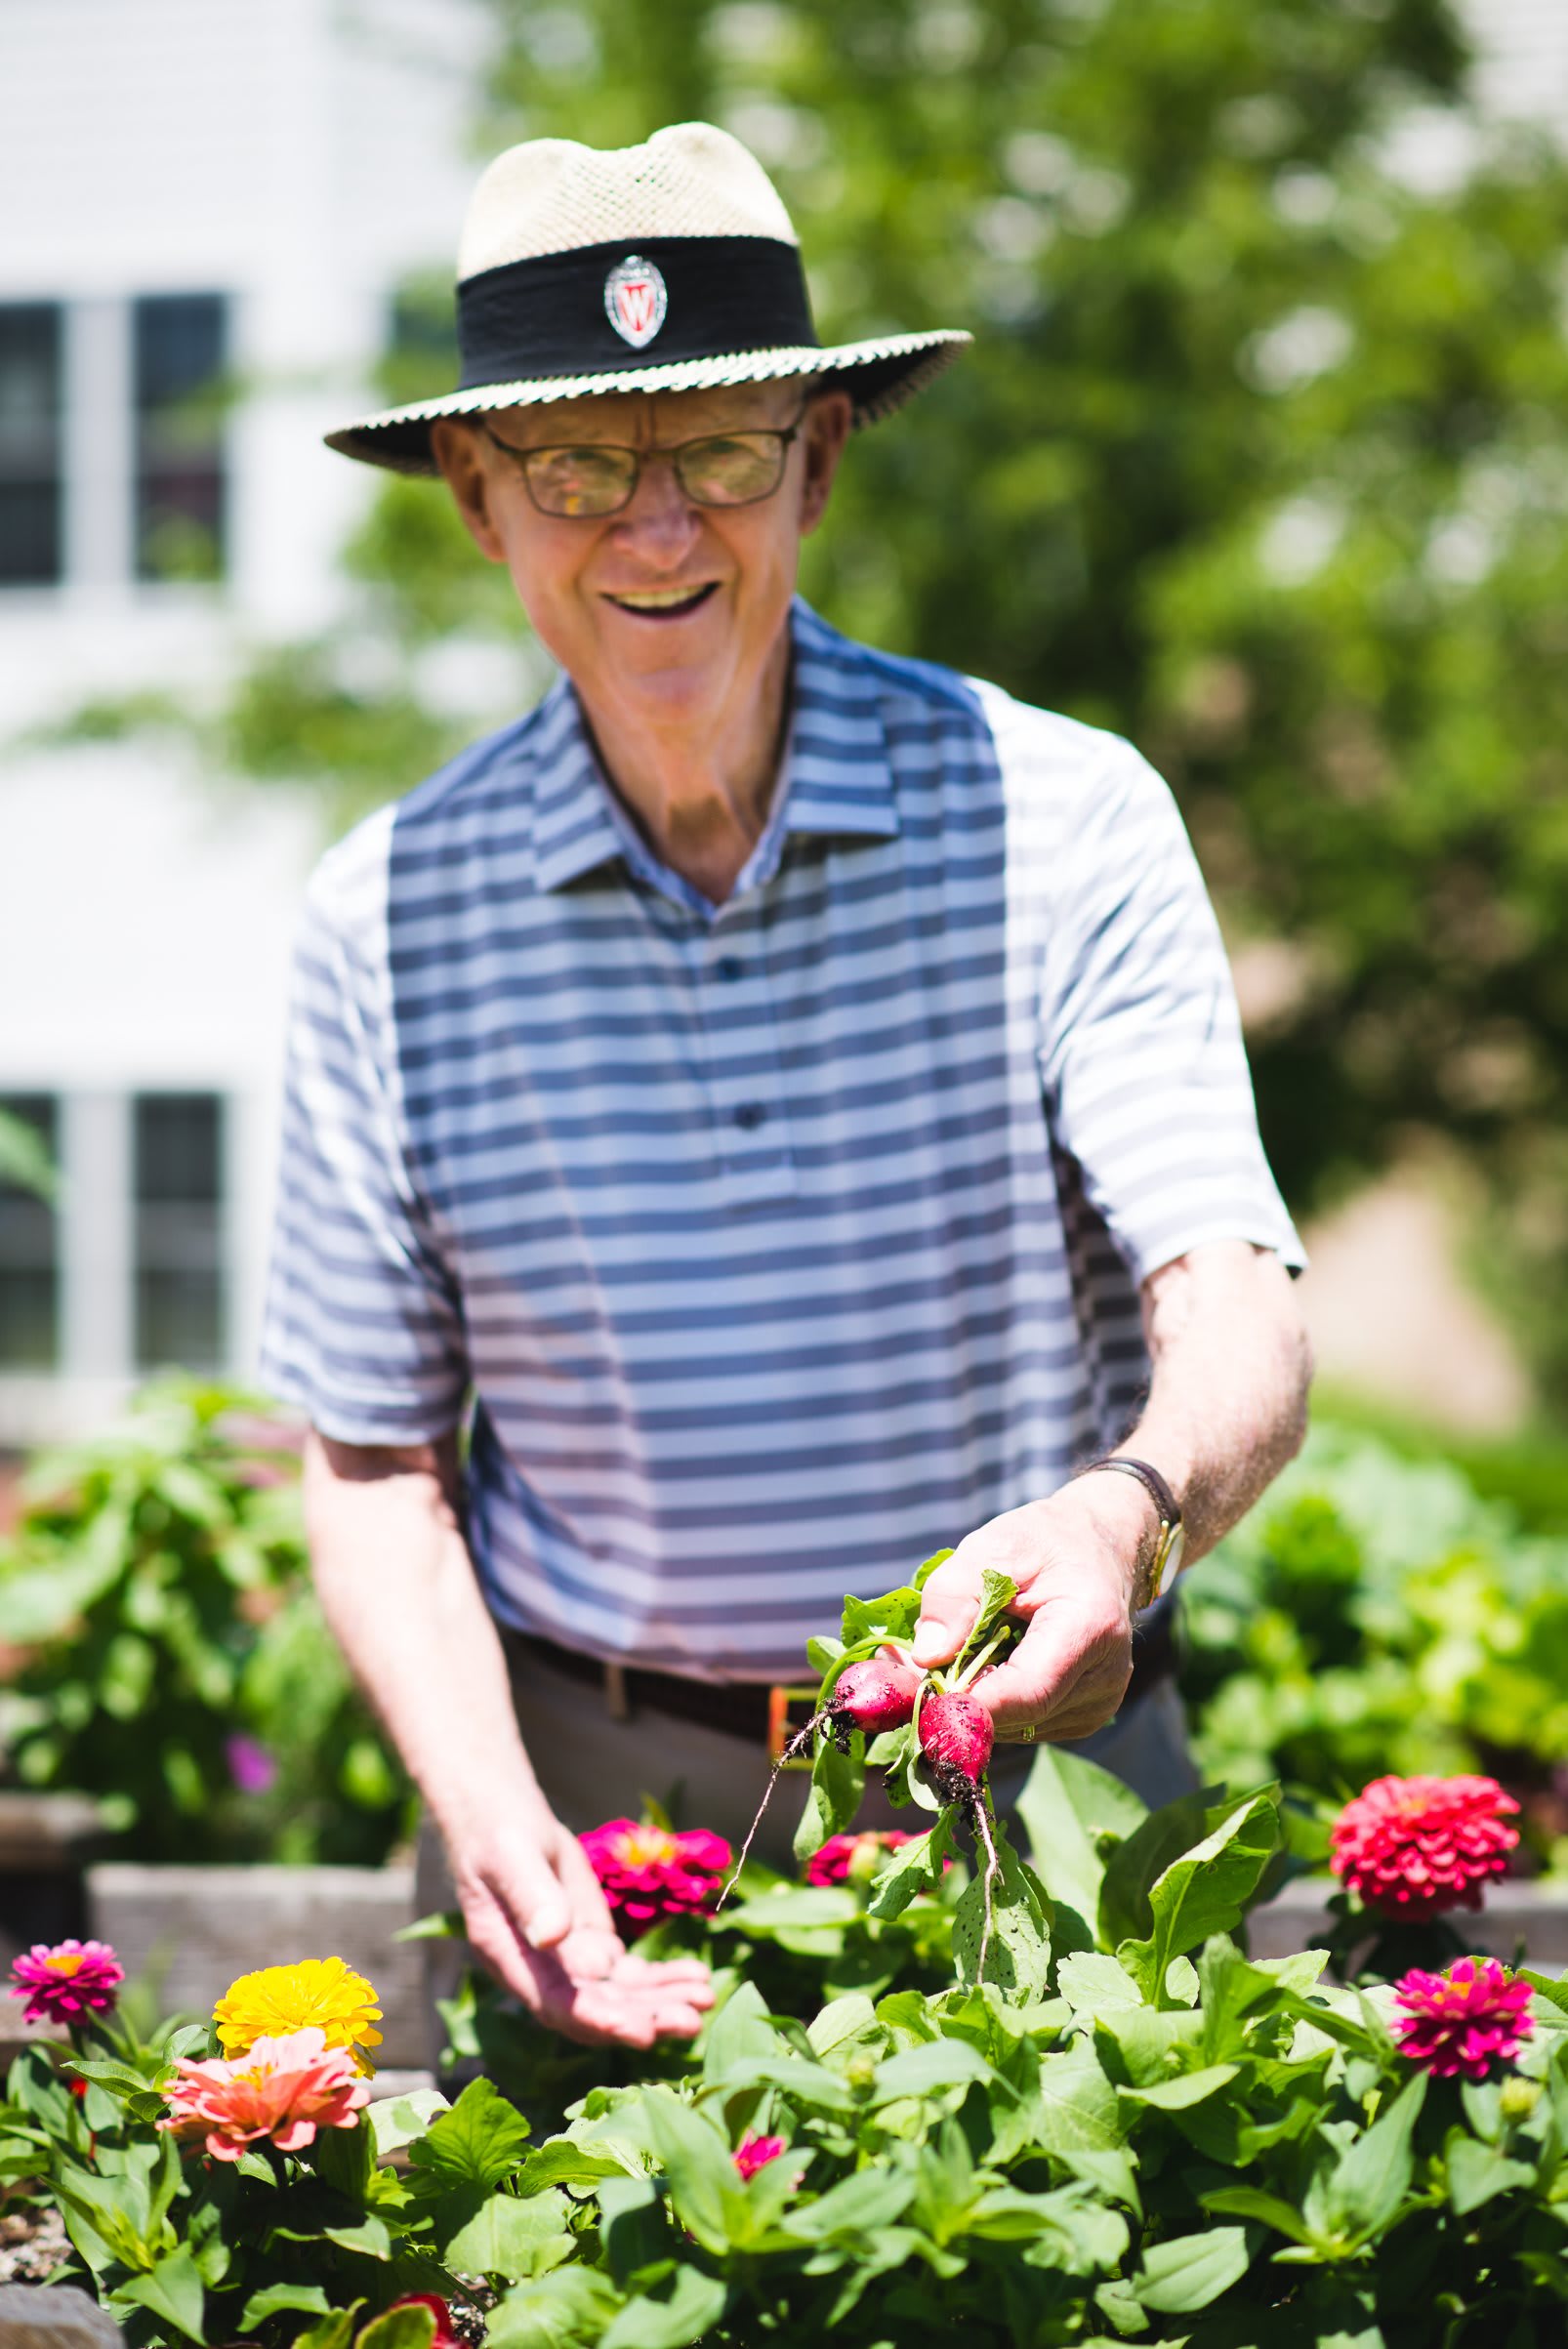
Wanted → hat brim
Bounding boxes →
[323,330,970,474]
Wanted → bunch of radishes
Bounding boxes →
[722,1555,1022,1977]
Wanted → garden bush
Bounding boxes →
[1183,1426,1568,1872]
[0,1383,410,1866]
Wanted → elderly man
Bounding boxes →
[262,123,1310,2048]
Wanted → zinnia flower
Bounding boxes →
[1393,1956,1534,2081]
[579,1818,732,1936]
[225,1734,278,1795]
[213,1956,382,2074]
[806,1829,923,1886]
[160,2025,369,2162]
[733,2132,788,2180]
[1329,1773,1519,1916]
[9,1939,124,2029]
[382,2296,458,2349]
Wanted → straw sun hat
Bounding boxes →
[326,120,970,474]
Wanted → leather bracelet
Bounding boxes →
[1073,1455,1185,1612]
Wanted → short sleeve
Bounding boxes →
[1037,737,1303,1285]
[259,826,469,1443]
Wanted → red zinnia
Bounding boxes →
[1329,1773,1519,1916]
[579,1818,732,1937]
[733,2132,788,2180]
[9,1939,124,2029]
[806,1829,923,1886]
[1393,1956,1534,2081]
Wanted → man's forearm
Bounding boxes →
[1119,1241,1313,1568]
[302,1432,546,1844]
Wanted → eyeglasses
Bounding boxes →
[477,404,809,518]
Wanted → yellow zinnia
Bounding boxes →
[213,1957,383,2076]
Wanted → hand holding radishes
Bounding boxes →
[911,1475,1158,1745]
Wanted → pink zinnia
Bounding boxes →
[733,2132,788,2180]
[1329,1773,1519,1916]
[806,1829,923,1886]
[159,2025,370,2162]
[1393,1956,1534,2081]
[579,1818,732,1937]
[9,1939,124,2029]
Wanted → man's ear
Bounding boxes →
[797,389,853,538]
[430,419,509,562]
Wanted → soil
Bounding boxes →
[0,2201,70,2285]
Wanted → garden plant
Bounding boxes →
[1,1566,1564,2348]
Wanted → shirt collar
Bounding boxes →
[530,599,899,899]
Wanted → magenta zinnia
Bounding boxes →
[9,1939,124,2029]
[806,1829,923,1886]
[1329,1773,1519,1916]
[578,1818,732,1936]
[159,2025,370,2162]
[733,2132,788,2180]
[1393,1956,1534,2081]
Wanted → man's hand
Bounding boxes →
[910,1474,1155,1744]
[445,1796,714,2048]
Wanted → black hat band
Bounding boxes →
[457,234,819,389]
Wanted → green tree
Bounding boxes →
[207,0,1568,1400]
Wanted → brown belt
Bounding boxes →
[502,1606,1178,1749]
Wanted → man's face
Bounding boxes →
[432,379,852,741]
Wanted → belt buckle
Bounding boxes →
[767,1684,819,1767]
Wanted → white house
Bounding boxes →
[0,0,1563,1453]
[0,0,484,1446]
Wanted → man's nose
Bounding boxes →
[608,454,703,567]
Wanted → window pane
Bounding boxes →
[134,1094,224,1369]
[0,307,62,587]
[0,1096,60,1367]
[133,296,227,583]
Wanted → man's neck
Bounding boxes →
[579,634,792,907]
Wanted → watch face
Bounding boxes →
[1154,1522,1185,1600]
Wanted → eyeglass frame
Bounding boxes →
[475,397,814,518]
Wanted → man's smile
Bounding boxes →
[601,583,721,619]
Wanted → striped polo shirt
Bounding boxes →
[260,599,1300,1681]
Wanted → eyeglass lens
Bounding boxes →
[523,429,789,517]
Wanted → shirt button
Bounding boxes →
[715,955,744,983]
[733,1101,767,1132]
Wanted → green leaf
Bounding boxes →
[356,2309,438,2349]
[1032,2044,1129,2158]
[395,1908,468,1943]
[322,2214,394,2260]
[487,2269,623,2349]
[1520,1968,1568,2017]
[1445,2129,1536,2217]
[952,1566,1017,1675]
[1202,2184,1322,2248]
[1056,1952,1145,2016]
[867,1811,953,1919]
[778,2164,916,2242]
[793,1730,864,1863]
[239,2283,335,2329]
[408,2076,532,2187]
[444,2186,576,2278]
[599,2266,727,2349]
[315,2108,374,2202]
[870,2039,996,2103]
[368,2088,450,2155]
[294,2303,365,2349]
[953,1830,1053,1999]
[640,2095,743,2254]
[1134,2223,1252,2313]
[1321,2074,1426,2243]
[1117,1791,1281,2001]
[1123,2063,1240,2111]
[113,2244,207,2343]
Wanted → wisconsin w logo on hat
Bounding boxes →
[603,255,668,350]
[325,122,970,474]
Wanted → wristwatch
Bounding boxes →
[1074,1456,1185,1613]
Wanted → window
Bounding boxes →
[134,295,227,583]
[0,1096,61,1366]
[0,306,63,587]
[134,1093,224,1369]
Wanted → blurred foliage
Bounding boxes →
[0,1108,55,1202]
[0,1382,413,1866]
[1183,1423,1568,1872]
[161,0,1568,1399]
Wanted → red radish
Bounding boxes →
[719,1654,922,1907]
[918,1690,1002,1979]
[828,1658,920,1739]
[918,1690,994,1801]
